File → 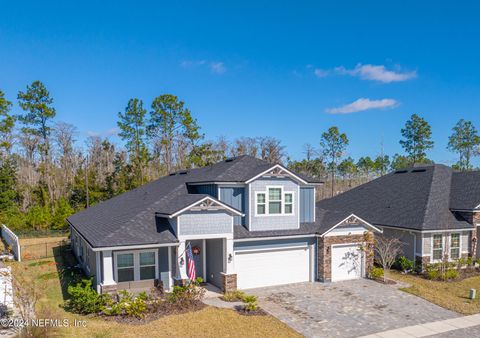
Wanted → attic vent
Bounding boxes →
[411,169,426,173]
[225,157,235,162]
[178,170,188,175]
[169,173,176,176]
[394,170,408,174]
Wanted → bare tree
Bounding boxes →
[374,235,403,283]
[303,143,317,161]
[258,136,285,164]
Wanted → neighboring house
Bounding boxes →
[317,164,480,267]
[68,155,381,293]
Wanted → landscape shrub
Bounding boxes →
[66,279,109,314]
[167,279,205,306]
[426,269,440,280]
[424,264,460,281]
[444,269,459,280]
[242,294,259,312]
[102,290,148,318]
[395,256,414,272]
[221,290,246,302]
[368,267,384,279]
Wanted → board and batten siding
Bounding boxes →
[191,184,218,198]
[178,210,233,236]
[158,247,171,290]
[249,178,299,231]
[219,186,245,225]
[300,187,315,223]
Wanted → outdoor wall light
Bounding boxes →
[228,253,233,263]
[180,257,184,266]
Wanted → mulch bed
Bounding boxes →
[101,301,206,325]
[419,268,480,283]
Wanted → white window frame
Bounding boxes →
[268,186,283,215]
[432,234,443,262]
[449,233,461,260]
[114,249,159,282]
[284,192,294,215]
[139,251,157,280]
[255,192,266,215]
[254,185,295,217]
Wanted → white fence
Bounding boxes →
[1,224,21,262]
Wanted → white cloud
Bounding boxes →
[326,98,399,114]
[314,68,329,78]
[180,60,226,74]
[210,62,226,74]
[335,64,416,83]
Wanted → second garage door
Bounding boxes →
[235,246,311,289]
[331,244,364,282]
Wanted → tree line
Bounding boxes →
[0,81,479,231]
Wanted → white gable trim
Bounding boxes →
[160,196,244,218]
[245,164,309,185]
[320,214,383,237]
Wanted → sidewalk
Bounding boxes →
[361,314,480,338]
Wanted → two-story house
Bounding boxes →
[68,155,382,293]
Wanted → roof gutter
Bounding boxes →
[90,242,178,252]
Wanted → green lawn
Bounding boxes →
[390,271,480,314]
[9,251,301,338]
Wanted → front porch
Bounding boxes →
[97,236,238,294]
[174,237,237,292]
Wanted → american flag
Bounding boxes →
[186,244,196,281]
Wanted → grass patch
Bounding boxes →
[9,247,301,337]
[391,271,480,314]
[37,271,59,281]
[29,260,53,267]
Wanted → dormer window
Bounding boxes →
[256,193,266,215]
[284,193,293,214]
[255,186,294,216]
[268,188,282,214]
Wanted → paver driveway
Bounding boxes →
[249,279,458,338]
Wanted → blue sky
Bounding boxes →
[1,1,480,165]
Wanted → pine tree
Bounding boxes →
[447,119,480,171]
[117,98,149,186]
[400,114,434,164]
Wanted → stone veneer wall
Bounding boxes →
[317,232,374,282]
[220,273,237,292]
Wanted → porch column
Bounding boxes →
[221,237,237,292]
[224,237,235,274]
[100,250,116,293]
[176,240,188,281]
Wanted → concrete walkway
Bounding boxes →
[361,314,480,338]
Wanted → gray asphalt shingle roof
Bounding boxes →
[68,155,321,247]
[317,164,474,231]
[450,171,480,210]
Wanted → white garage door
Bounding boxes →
[331,244,364,282]
[235,247,311,289]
